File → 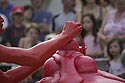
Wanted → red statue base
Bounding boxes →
[40,39,125,83]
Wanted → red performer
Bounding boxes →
[41,38,125,83]
[0,15,82,83]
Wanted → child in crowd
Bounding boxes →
[19,23,40,48]
[107,38,125,78]
[81,14,103,58]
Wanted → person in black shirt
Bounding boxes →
[1,5,25,47]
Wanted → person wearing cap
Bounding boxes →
[1,5,25,47]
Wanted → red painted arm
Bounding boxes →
[0,21,82,66]
[0,64,43,83]
[0,22,82,83]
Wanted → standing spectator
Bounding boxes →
[51,0,76,33]
[31,0,52,24]
[80,0,107,28]
[81,14,103,58]
[0,0,13,26]
[1,5,25,47]
[98,0,125,54]
[31,0,52,41]
[107,38,125,78]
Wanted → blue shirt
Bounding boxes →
[32,10,52,24]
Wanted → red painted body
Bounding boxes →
[0,20,82,83]
[40,39,125,83]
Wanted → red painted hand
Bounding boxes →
[62,21,82,37]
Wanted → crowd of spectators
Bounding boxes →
[0,0,125,82]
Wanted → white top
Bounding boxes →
[109,60,125,76]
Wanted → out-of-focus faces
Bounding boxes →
[109,41,121,57]
[26,28,39,40]
[82,16,93,32]
[24,9,33,20]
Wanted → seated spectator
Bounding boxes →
[51,0,76,33]
[1,5,25,47]
[0,0,13,25]
[107,38,125,78]
[81,14,103,58]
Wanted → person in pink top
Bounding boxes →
[98,0,125,47]
[81,14,103,58]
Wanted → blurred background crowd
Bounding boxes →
[0,0,125,82]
